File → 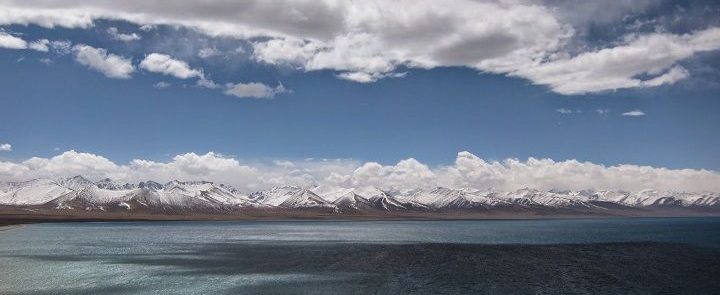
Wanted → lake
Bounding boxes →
[1,218,720,294]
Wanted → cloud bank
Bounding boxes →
[1,1,719,94]
[1,150,718,193]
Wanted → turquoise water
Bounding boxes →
[1,218,719,294]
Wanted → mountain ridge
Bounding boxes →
[1,176,719,216]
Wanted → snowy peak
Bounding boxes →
[95,178,135,190]
[1,176,719,214]
[332,191,373,211]
[138,181,163,191]
[0,178,73,205]
[367,192,428,211]
[397,187,512,210]
[248,186,332,208]
[125,180,254,209]
[57,175,94,191]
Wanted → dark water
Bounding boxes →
[1,218,719,294]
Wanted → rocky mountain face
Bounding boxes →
[1,176,719,215]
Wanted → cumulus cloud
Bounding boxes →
[72,44,135,79]
[1,150,719,193]
[107,27,141,42]
[127,152,261,189]
[139,53,202,79]
[20,151,123,180]
[622,110,646,116]
[28,39,49,51]
[0,32,27,49]
[0,33,56,52]
[348,158,436,189]
[0,143,11,152]
[1,1,717,94]
[224,82,288,99]
[434,151,720,192]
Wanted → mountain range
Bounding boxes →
[1,176,719,218]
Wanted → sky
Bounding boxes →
[1,0,720,192]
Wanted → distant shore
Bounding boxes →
[1,206,718,228]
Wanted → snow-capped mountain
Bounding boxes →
[1,176,719,215]
[367,192,429,211]
[332,191,376,212]
[0,178,74,205]
[0,177,259,211]
[397,187,512,210]
[248,186,332,208]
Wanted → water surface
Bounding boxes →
[1,218,719,294]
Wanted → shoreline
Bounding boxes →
[1,211,719,227]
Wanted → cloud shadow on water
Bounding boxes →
[8,241,720,294]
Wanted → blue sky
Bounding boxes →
[1,0,720,173]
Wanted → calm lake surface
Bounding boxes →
[1,218,720,294]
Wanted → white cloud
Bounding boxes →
[640,66,689,87]
[224,82,288,99]
[250,2,570,84]
[107,27,141,42]
[139,24,155,32]
[3,1,716,94]
[49,40,72,54]
[596,109,610,115]
[0,34,53,52]
[513,28,720,94]
[0,32,27,49]
[434,151,720,192]
[0,143,11,152]
[28,39,49,51]
[72,44,135,79]
[349,158,436,189]
[196,77,220,89]
[1,150,719,193]
[138,53,286,98]
[127,152,260,188]
[622,110,646,116]
[0,1,717,95]
[153,81,171,89]
[0,34,55,52]
[17,150,124,181]
[556,108,576,114]
[139,53,202,79]
[197,47,219,58]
